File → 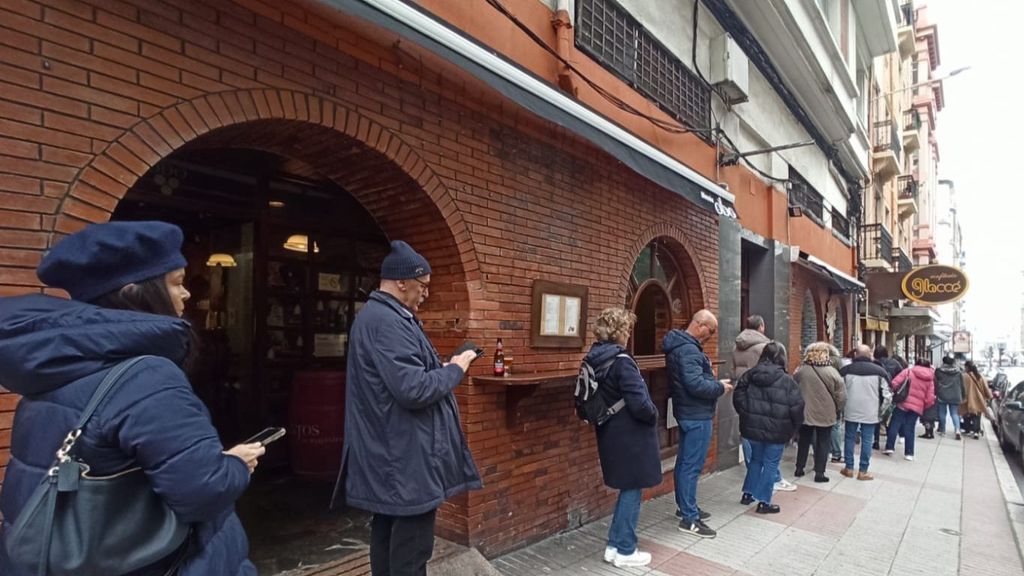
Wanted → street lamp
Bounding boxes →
[870,66,971,102]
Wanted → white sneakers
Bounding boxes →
[603,546,616,563]
[774,478,797,492]
[883,449,895,455]
[613,550,652,568]
[603,547,652,568]
[904,455,914,461]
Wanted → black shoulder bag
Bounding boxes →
[5,356,191,576]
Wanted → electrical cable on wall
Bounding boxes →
[483,0,714,136]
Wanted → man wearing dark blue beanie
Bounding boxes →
[333,240,482,575]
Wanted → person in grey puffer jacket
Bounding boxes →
[934,356,966,439]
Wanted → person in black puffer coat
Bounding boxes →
[733,342,804,514]
[585,308,660,569]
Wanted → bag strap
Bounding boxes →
[604,353,636,417]
[55,356,152,465]
[810,365,839,415]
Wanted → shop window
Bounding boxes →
[627,240,689,356]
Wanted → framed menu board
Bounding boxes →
[530,280,588,348]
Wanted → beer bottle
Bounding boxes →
[493,338,505,376]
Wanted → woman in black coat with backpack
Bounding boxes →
[733,342,804,513]
[583,308,661,569]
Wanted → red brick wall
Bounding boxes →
[0,0,721,555]
[788,266,852,370]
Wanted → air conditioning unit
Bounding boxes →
[709,34,749,104]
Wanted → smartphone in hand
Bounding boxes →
[451,341,485,362]
[245,427,286,446]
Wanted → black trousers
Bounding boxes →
[795,424,832,477]
[370,509,436,576]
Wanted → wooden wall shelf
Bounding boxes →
[472,371,577,427]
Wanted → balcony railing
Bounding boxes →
[892,247,913,273]
[831,208,850,239]
[873,119,902,159]
[903,109,921,131]
[859,223,893,266]
[899,3,916,26]
[789,177,824,222]
[898,174,919,200]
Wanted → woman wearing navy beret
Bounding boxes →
[0,221,262,576]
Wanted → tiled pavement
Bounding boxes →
[492,421,1024,576]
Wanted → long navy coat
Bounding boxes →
[334,291,481,516]
[587,342,662,490]
[0,295,255,576]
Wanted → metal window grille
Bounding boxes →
[859,223,893,264]
[788,168,825,222]
[576,0,710,132]
[831,208,850,239]
[576,0,636,82]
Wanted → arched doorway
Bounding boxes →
[56,92,477,574]
[625,237,702,458]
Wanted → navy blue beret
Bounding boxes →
[380,240,431,280]
[37,221,188,302]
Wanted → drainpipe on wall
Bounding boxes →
[552,0,577,96]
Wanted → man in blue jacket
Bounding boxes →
[664,310,733,539]
[332,240,481,576]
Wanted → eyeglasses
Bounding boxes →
[408,278,430,292]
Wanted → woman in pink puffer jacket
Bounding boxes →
[883,358,936,460]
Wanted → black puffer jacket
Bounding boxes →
[733,361,805,444]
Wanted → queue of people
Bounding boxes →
[0,224,990,575]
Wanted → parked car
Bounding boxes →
[996,380,1024,466]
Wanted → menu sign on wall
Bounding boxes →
[900,265,969,305]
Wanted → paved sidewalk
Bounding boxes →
[492,422,1024,576]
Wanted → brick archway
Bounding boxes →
[51,88,482,323]
[622,222,710,320]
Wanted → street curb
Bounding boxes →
[983,419,1024,561]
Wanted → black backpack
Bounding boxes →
[574,353,629,425]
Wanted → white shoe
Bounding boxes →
[883,449,894,455]
[613,550,652,568]
[603,546,616,563]
[904,455,914,461]
[773,479,797,492]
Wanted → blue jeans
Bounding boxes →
[742,441,784,504]
[607,489,641,555]
[741,437,781,484]
[937,402,961,434]
[675,419,713,522]
[830,420,843,458]
[844,421,876,472]
[886,407,919,455]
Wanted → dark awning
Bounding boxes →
[319,0,736,219]
[797,252,865,293]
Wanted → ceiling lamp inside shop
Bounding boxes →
[283,234,319,253]
[206,253,238,267]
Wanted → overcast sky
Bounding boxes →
[926,0,1022,351]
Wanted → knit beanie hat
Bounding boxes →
[380,240,431,280]
[37,221,188,302]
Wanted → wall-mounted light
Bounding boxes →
[283,234,319,253]
[268,200,286,208]
[206,253,237,267]
[788,204,804,218]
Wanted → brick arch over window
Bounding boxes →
[52,88,481,322]
[800,290,821,354]
[620,223,709,321]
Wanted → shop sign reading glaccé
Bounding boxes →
[900,265,969,305]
